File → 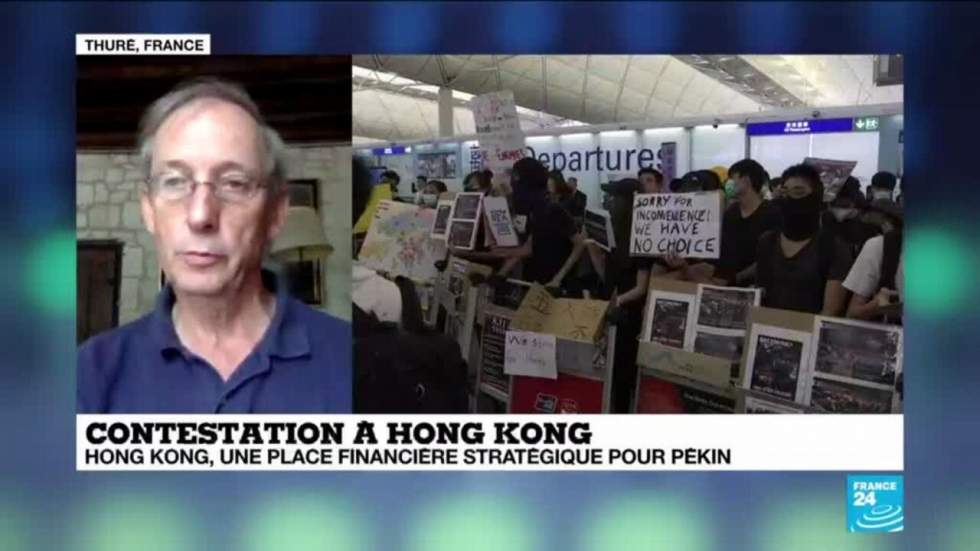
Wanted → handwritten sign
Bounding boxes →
[482,196,518,247]
[511,284,609,343]
[504,330,557,379]
[584,209,615,251]
[471,90,525,185]
[629,191,722,258]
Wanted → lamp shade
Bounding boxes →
[270,206,332,258]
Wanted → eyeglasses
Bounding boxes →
[148,172,267,204]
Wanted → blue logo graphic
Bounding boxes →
[847,475,904,533]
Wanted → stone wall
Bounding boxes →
[76,144,352,326]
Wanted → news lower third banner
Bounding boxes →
[77,415,903,472]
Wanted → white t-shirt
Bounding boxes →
[352,264,402,324]
[843,235,903,298]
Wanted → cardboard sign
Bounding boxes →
[358,200,447,284]
[636,341,733,389]
[504,330,557,379]
[483,196,518,247]
[430,200,454,240]
[584,209,615,251]
[510,284,609,343]
[634,370,735,413]
[630,191,722,258]
[510,372,604,413]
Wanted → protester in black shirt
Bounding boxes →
[719,159,782,285]
[756,164,852,315]
[491,158,577,284]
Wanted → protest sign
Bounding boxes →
[510,284,609,343]
[803,157,858,202]
[471,90,525,185]
[504,330,557,379]
[634,369,736,413]
[430,200,454,240]
[584,209,615,251]
[353,183,393,234]
[483,196,518,247]
[358,200,447,283]
[630,191,722,258]
[446,192,483,250]
[480,309,512,393]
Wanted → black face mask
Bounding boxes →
[778,192,822,240]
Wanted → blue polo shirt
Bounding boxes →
[77,276,351,413]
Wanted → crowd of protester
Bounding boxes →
[356,155,904,412]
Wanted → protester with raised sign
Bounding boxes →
[492,158,578,284]
[353,158,403,324]
[718,159,782,286]
[755,164,853,315]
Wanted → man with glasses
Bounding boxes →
[77,77,351,413]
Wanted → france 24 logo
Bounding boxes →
[847,475,904,533]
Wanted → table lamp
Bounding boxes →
[270,206,332,304]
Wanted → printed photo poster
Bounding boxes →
[430,199,454,240]
[804,316,902,413]
[742,324,813,404]
[741,394,807,414]
[358,200,447,284]
[483,195,519,247]
[689,329,745,365]
[806,377,895,414]
[803,157,858,202]
[809,317,903,387]
[634,372,735,413]
[630,191,722,258]
[641,290,694,348]
[584,209,616,251]
[510,372,605,414]
[447,192,484,250]
[692,285,761,333]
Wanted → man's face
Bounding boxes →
[782,176,814,199]
[732,172,755,201]
[140,100,287,297]
[640,173,661,193]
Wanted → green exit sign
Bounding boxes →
[853,116,880,132]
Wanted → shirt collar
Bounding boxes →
[149,270,311,360]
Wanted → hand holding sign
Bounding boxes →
[630,191,722,259]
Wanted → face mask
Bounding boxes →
[872,189,892,201]
[830,207,857,222]
[419,194,437,207]
[778,192,822,240]
[724,179,737,199]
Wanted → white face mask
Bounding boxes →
[872,189,892,201]
[418,194,438,207]
[831,207,857,222]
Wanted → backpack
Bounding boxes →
[353,276,469,413]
